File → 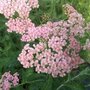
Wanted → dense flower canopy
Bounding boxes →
[0,0,90,89]
[16,4,85,77]
[0,0,39,18]
[0,0,89,77]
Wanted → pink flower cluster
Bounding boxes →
[65,4,85,36]
[0,72,19,90]
[21,25,52,42]
[6,4,85,42]
[0,1,88,77]
[6,18,35,34]
[17,4,85,77]
[0,0,39,18]
[18,41,83,77]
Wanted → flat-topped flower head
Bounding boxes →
[0,2,89,77]
[0,0,39,18]
[0,72,19,90]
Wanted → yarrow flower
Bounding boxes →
[17,4,85,77]
[0,0,89,77]
[0,0,39,18]
[0,72,19,90]
[21,25,52,42]
[6,17,35,34]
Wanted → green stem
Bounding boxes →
[50,0,56,19]
[56,75,79,90]
[56,67,90,90]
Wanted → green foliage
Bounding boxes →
[56,67,90,90]
[80,50,90,63]
[0,0,90,90]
